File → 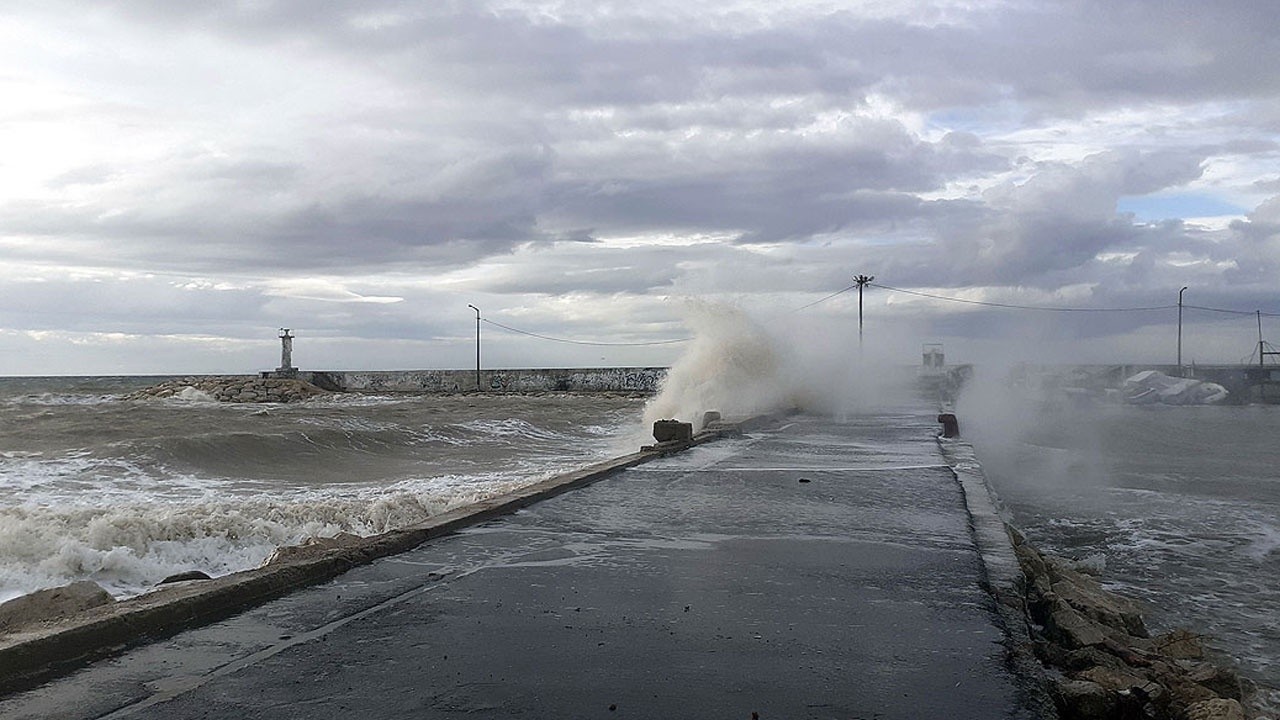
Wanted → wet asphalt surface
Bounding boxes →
[1,409,1037,719]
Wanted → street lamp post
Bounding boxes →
[1177,286,1188,375]
[467,304,481,390]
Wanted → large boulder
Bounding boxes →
[1052,679,1116,719]
[264,533,364,565]
[1046,602,1116,649]
[1150,628,1206,660]
[0,581,114,632]
[1047,558,1148,637]
[1183,698,1246,720]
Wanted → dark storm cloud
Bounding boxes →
[84,1,1280,110]
[548,123,1008,244]
[9,0,1261,280]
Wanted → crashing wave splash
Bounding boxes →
[0,475,529,602]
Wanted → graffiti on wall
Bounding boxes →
[318,368,667,394]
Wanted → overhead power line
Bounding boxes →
[871,283,1280,318]
[793,283,858,311]
[476,282,1280,348]
[1184,304,1280,318]
[870,283,1175,313]
[481,318,692,346]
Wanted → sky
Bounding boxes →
[3,0,1280,374]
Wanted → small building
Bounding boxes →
[922,343,945,371]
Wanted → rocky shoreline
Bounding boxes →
[1010,528,1259,720]
[123,375,329,403]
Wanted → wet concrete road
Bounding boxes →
[2,409,1037,719]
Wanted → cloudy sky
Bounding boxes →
[3,0,1280,374]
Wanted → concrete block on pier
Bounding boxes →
[652,419,693,443]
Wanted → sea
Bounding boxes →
[0,376,648,603]
[960,390,1280,712]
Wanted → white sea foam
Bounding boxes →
[5,392,119,407]
[1245,520,1280,560]
[0,453,220,500]
[171,387,217,402]
[0,470,545,601]
[0,464,536,601]
[457,418,573,443]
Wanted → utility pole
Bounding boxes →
[1260,310,1266,369]
[467,304,481,390]
[1255,311,1280,364]
[1177,286,1188,375]
[853,274,875,353]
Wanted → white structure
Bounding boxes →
[278,328,296,374]
[1121,370,1228,405]
[922,343,945,373]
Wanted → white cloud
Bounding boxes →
[262,279,404,304]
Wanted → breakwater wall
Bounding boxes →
[292,367,667,394]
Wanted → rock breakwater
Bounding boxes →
[124,376,329,403]
[1012,529,1257,720]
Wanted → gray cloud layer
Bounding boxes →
[2,0,1279,371]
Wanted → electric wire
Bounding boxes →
[476,282,1280,347]
[792,283,858,311]
[1184,304,1280,318]
[480,317,692,346]
[871,283,1280,317]
[868,283,1175,313]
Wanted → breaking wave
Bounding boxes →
[0,380,646,601]
[643,300,913,430]
[0,474,529,603]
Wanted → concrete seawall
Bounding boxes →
[293,367,667,394]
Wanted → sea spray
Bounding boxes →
[644,301,792,430]
[643,300,914,429]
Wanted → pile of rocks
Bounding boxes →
[1013,530,1255,719]
[124,376,329,403]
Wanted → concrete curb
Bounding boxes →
[937,435,1060,720]
[0,415,776,695]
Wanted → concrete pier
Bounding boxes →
[0,403,1043,719]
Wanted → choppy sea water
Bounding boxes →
[0,376,648,603]
[964,398,1280,711]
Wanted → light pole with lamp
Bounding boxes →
[467,304,481,390]
[1177,286,1188,375]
